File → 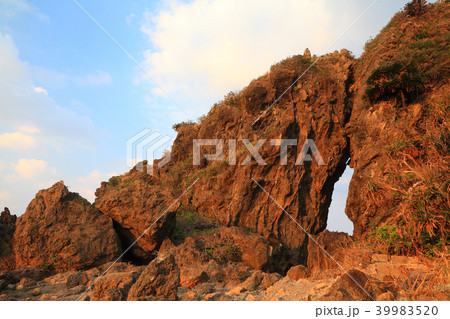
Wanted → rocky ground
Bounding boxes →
[1,240,447,301]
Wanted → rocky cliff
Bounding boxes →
[346,3,449,257]
[85,1,448,267]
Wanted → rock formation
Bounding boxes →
[91,271,139,301]
[12,181,121,271]
[127,253,180,301]
[81,0,449,270]
[345,3,449,245]
[0,208,16,270]
[95,162,180,263]
[303,48,311,58]
[153,48,356,268]
[307,230,353,274]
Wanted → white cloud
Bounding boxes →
[140,0,336,114]
[17,125,40,134]
[33,86,47,95]
[0,0,49,21]
[30,66,69,88]
[126,13,136,24]
[71,170,116,203]
[0,33,108,216]
[1,159,59,215]
[0,32,100,145]
[31,67,113,89]
[15,158,48,179]
[74,70,112,86]
[13,158,58,186]
[139,0,409,121]
[0,131,37,151]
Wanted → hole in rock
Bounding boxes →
[326,166,354,235]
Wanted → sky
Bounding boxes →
[0,0,427,233]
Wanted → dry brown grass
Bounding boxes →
[388,256,449,300]
[365,88,449,257]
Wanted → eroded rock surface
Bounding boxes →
[127,253,180,301]
[0,208,16,270]
[185,52,355,263]
[307,230,353,275]
[13,181,121,271]
[95,163,179,263]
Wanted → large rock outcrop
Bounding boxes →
[95,162,180,263]
[346,2,449,243]
[164,51,355,265]
[105,51,355,268]
[0,208,17,270]
[36,1,444,274]
[13,181,121,271]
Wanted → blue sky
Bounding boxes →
[0,0,427,233]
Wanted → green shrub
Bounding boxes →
[172,120,195,131]
[223,91,241,108]
[108,176,120,187]
[404,0,428,17]
[365,61,424,106]
[172,206,215,244]
[203,235,241,263]
[270,54,314,74]
[369,225,412,254]
[173,225,188,242]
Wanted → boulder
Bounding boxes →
[287,264,309,280]
[227,270,280,295]
[95,164,179,263]
[127,253,180,301]
[179,266,208,289]
[304,48,311,58]
[0,208,16,270]
[66,272,89,289]
[321,269,373,301]
[91,271,139,301]
[13,181,121,271]
[172,237,208,268]
[218,227,271,270]
[307,230,353,274]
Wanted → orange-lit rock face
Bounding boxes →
[94,164,179,263]
[177,53,355,265]
[13,181,121,271]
